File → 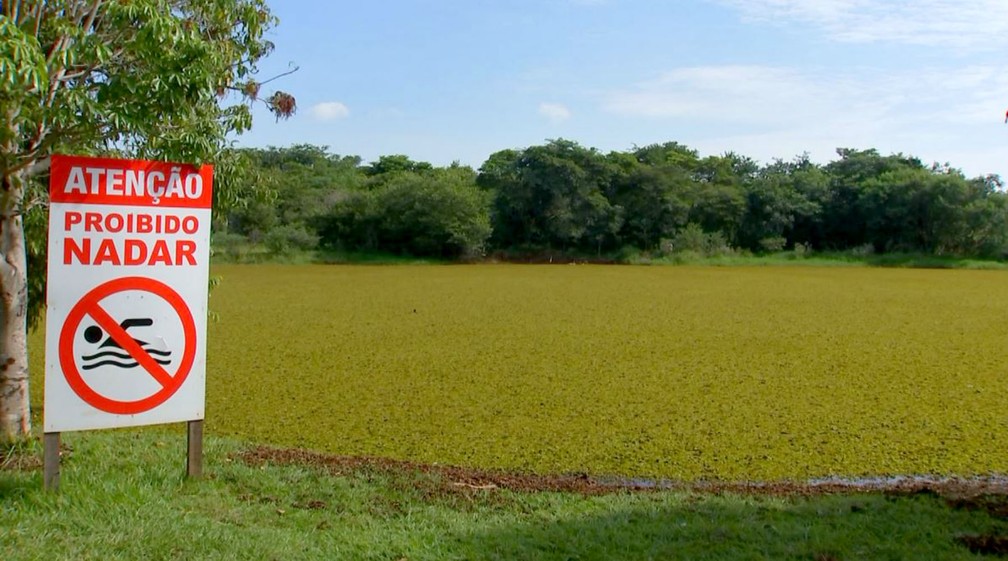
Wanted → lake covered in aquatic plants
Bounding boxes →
[31,264,1008,481]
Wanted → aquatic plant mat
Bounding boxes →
[28,264,1008,481]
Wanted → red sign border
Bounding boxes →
[58,276,197,415]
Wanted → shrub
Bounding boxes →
[850,243,875,257]
[373,173,491,258]
[211,232,254,261]
[759,236,787,253]
[705,230,733,256]
[664,223,734,257]
[264,224,320,255]
[671,223,708,253]
[318,172,492,258]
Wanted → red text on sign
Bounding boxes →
[64,211,199,235]
[63,165,204,204]
[64,238,197,266]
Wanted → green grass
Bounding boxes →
[31,264,1008,481]
[215,240,1008,270]
[313,248,449,265]
[211,247,449,266]
[3,428,1007,560]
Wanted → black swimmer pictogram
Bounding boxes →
[80,317,172,370]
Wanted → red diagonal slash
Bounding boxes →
[85,304,174,388]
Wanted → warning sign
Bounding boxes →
[44,155,212,432]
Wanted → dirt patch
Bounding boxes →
[1,446,42,472]
[956,534,1008,556]
[235,445,1008,499]
[947,494,1008,556]
[237,446,623,496]
[948,494,1008,518]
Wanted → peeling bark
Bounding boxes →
[0,169,32,444]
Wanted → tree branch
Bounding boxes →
[23,156,50,179]
[57,62,102,82]
[44,35,70,68]
[0,194,47,219]
[31,1,44,37]
[81,0,101,31]
[257,64,299,86]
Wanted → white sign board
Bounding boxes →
[44,154,213,432]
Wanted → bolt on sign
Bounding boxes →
[44,155,212,432]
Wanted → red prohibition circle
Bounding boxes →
[58,276,197,415]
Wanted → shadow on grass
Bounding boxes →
[1,438,43,500]
[454,492,1007,561]
[0,472,39,502]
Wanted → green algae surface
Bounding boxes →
[31,264,1008,480]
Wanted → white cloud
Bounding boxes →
[604,64,1008,127]
[604,66,837,124]
[309,101,350,121]
[715,0,1008,49]
[539,102,572,123]
[602,64,1008,178]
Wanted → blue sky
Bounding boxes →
[240,0,1008,180]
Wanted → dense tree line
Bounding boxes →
[217,141,1008,261]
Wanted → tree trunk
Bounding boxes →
[0,169,31,444]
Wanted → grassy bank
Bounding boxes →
[636,251,1008,270]
[4,428,1008,560]
[209,242,1008,270]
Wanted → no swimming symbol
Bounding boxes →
[58,277,197,415]
[80,317,172,371]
